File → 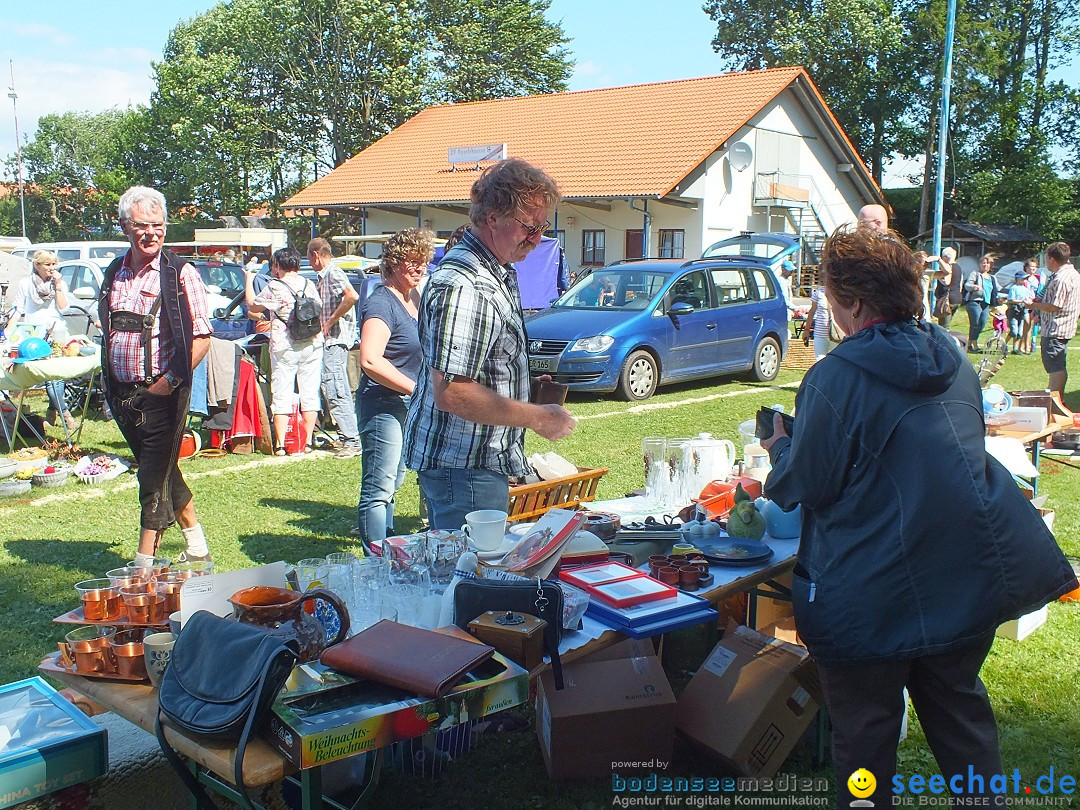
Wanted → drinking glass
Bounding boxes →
[641,437,666,503]
[294,558,329,592]
[325,552,357,601]
[380,584,425,627]
[664,438,692,507]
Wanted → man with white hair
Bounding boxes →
[99,186,214,565]
[932,246,962,327]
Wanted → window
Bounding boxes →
[658,229,685,259]
[711,268,751,305]
[582,230,605,265]
[667,271,710,309]
[545,229,566,248]
[751,269,777,300]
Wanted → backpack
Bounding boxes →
[275,279,321,340]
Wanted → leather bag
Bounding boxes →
[453,577,566,688]
[933,295,953,319]
[155,610,298,810]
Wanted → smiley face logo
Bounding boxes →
[847,768,876,798]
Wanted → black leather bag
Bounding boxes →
[155,610,298,810]
[453,577,565,688]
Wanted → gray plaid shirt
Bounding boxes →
[404,229,530,476]
[317,264,356,347]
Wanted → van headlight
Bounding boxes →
[571,335,614,353]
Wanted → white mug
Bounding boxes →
[461,509,508,552]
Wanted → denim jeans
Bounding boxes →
[417,467,510,531]
[966,302,989,347]
[44,379,65,413]
[322,343,359,444]
[356,394,408,543]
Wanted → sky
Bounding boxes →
[1,1,1077,190]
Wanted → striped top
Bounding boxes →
[404,229,530,476]
[1040,264,1080,340]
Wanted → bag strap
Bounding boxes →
[155,651,284,810]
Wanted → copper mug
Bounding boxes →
[60,625,117,674]
[109,628,148,679]
[157,572,184,615]
[75,578,124,622]
[121,583,166,625]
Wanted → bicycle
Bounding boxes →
[974,333,1008,385]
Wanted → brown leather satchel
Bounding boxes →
[320,619,495,698]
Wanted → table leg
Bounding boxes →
[1031,439,1042,496]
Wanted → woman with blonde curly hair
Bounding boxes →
[353,227,436,545]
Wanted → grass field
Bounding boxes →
[1,336,1078,808]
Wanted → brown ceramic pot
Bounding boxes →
[228,586,350,662]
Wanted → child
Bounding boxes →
[990,304,1008,349]
[1006,269,1030,354]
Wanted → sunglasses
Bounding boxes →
[512,215,550,239]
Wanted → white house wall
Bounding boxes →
[353,88,871,276]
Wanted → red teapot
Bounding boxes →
[228,586,349,662]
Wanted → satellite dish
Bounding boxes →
[729,142,753,172]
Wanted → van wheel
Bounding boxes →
[752,337,781,381]
[616,350,658,400]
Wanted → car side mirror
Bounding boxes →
[73,286,96,300]
[667,301,694,317]
[212,308,226,318]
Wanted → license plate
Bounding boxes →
[529,358,552,372]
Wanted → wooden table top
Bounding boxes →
[44,664,293,788]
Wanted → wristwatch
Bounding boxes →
[162,372,182,390]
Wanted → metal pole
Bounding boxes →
[7,61,27,239]
[931,0,957,260]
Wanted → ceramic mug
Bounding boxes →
[143,631,176,687]
[461,509,508,552]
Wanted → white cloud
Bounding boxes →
[0,58,155,169]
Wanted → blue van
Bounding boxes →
[524,235,796,400]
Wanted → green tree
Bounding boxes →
[3,110,138,241]
[145,0,572,221]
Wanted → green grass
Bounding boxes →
[2,328,1078,807]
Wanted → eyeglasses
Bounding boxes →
[512,216,550,239]
[128,220,167,233]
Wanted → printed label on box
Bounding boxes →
[703,645,738,678]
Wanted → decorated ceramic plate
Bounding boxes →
[696,538,774,566]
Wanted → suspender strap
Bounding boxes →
[142,294,163,382]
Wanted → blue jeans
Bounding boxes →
[45,380,65,414]
[322,344,359,444]
[417,467,510,531]
[965,302,989,347]
[356,394,408,543]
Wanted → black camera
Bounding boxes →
[755,406,795,441]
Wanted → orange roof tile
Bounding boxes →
[285,66,830,209]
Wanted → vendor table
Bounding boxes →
[991,414,1072,496]
[40,667,381,810]
[0,347,101,450]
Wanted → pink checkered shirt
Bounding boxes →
[107,254,213,383]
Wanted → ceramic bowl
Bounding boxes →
[0,459,17,480]
[0,479,32,497]
[32,466,71,488]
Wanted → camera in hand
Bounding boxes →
[755,406,795,441]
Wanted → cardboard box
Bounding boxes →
[761,615,803,648]
[676,623,821,778]
[267,649,528,769]
[0,677,108,809]
[536,645,675,780]
[1002,406,1048,433]
[995,605,1049,641]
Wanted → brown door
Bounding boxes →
[625,229,643,260]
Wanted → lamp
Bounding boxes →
[836,162,854,173]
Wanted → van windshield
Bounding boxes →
[554,269,668,311]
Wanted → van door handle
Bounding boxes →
[706,323,717,330]
[753,315,763,321]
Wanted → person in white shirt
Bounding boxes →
[7,250,76,430]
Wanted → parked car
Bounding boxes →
[11,241,128,264]
[524,253,789,400]
[51,258,240,339]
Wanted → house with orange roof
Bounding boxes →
[283,67,883,278]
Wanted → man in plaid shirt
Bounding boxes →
[405,158,576,529]
[99,186,214,565]
[308,238,360,457]
[1027,242,1080,397]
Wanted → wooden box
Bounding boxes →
[468,611,547,671]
